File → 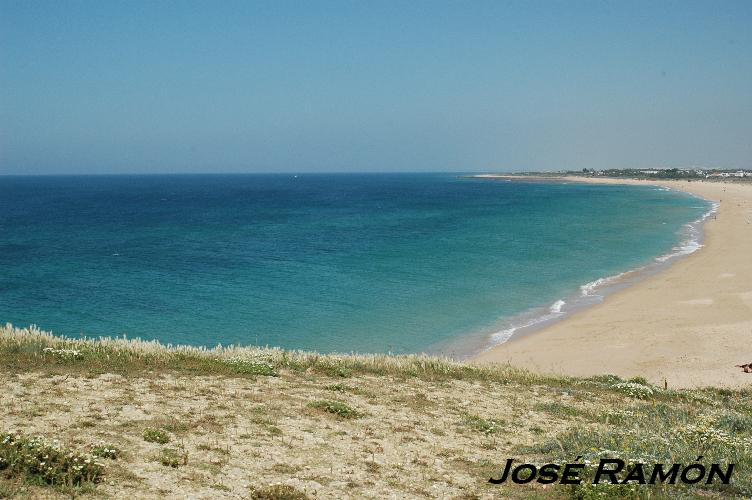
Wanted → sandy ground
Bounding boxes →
[475,176,752,389]
[1,369,577,499]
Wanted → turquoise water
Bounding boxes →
[0,174,709,355]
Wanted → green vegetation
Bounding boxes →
[0,432,103,488]
[142,428,170,444]
[463,414,502,435]
[223,357,278,376]
[91,444,120,460]
[2,324,752,498]
[307,400,361,419]
[0,325,549,385]
[158,448,187,468]
[249,483,309,499]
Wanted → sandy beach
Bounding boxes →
[475,176,752,389]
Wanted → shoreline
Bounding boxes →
[464,175,717,352]
[435,174,715,361]
[473,175,752,389]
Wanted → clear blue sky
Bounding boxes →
[1,0,750,174]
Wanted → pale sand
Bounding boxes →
[474,176,752,389]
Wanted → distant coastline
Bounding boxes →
[474,174,752,389]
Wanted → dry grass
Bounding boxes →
[1,324,751,499]
[0,324,547,385]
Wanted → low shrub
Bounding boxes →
[157,448,186,468]
[307,400,360,419]
[463,414,501,435]
[250,483,309,499]
[142,428,170,444]
[223,357,278,376]
[0,432,103,487]
[91,444,120,460]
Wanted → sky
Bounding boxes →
[1,0,751,174]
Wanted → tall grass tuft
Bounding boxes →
[0,323,556,385]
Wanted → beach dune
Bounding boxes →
[475,177,752,389]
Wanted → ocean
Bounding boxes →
[0,173,711,357]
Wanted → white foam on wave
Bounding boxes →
[488,298,566,344]
[654,238,702,262]
[654,201,718,263]
[580,271,629,297]
[549,299,566,314]
[582,199,718,293]
[482,194,718,352]
[489,317,543,344]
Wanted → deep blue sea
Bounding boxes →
[0,174,710,356]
